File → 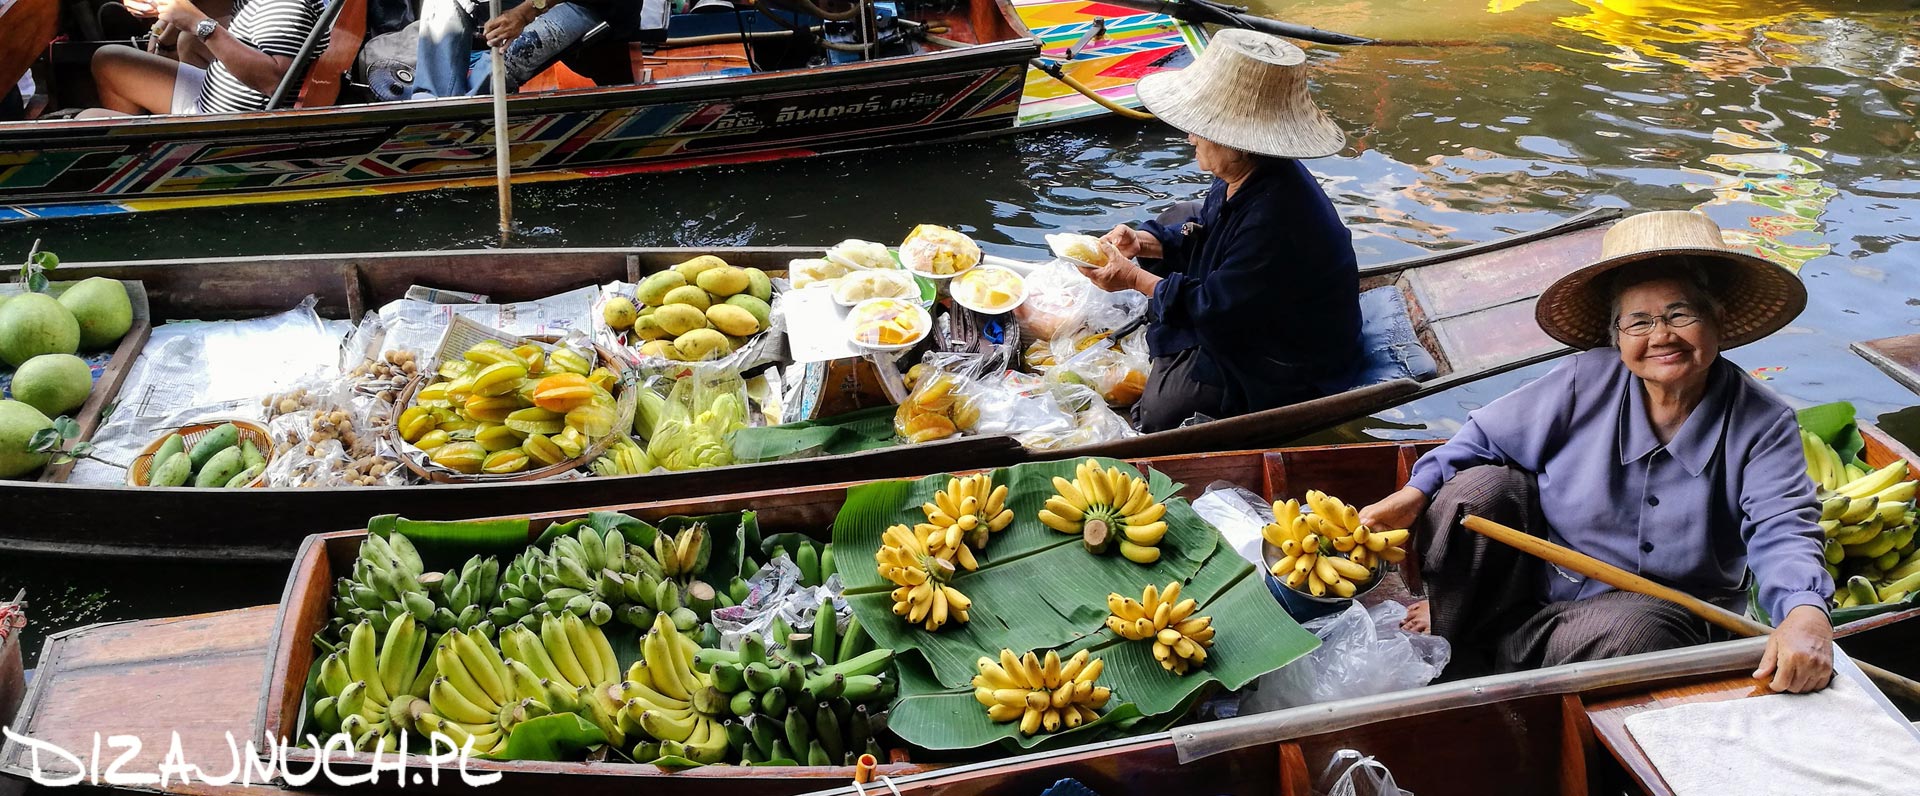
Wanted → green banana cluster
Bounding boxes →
[325,534,505,651]
[763,536,838,588]
[491,522,746,634]
[1801,435,1919,608]
[692,599,894,765]
[310,615,433,752]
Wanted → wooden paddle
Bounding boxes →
[1461,514,1920,705]
[489,0,513,243]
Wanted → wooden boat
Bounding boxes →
[0,209,1617,560]
[6,430,1917,795]
[1853,333,1920,397]
[0,0,1202,223]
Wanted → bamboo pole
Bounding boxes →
[489,0,513,244]
[1461,514,1920,705]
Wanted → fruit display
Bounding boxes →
[305,512,904,768]
[634,372,748,472]
[1104,582,1214,676]
[970,649,1110,736]
[897,225,981,277]
[139,422,271,488]
[832,269,918,305]
[1263,492,1407,598]
[1039,459,1168,564]
[1800,429,1919,610]
[875,523,973,631]
[396,338,624,477]
[893,371,978,443]
[1045,233,1110,267]
[916,473,1012,570]
[824,239,896,272]
[619,256,775,361]
[790,258,855,289]
[0,292,79,368]
[590,436,657,476]
[848,298,929,349]
[950,266,1026,314]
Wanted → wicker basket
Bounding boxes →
[389,334,635,484]
[125,419,274,488]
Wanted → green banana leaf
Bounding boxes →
[729,405,901,463]
[833,458,1318,750]
[370,514,531,570]
[535,511,658,548]
[495,713,608,761]
[1797,401,1866,466]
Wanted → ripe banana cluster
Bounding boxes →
[600,612,728,763]
[693,601,896,765]
[918,474,1012,570]
[311,616,431,752]
[1802,444,1919,608]
[493,613,626,750]
[1105,582,1214,676]
[876,523,972,631]
[590,437,656,477]
[972,649,1110,736]
[1264,496,1402,599]
[403,625,547,756]
[1039,459,1168,564]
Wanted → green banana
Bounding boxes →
[813,600,838,666]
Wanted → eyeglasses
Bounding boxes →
[1615,309,1703,337]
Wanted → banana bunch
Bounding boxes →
[876,523,973,631]
[694,602,897,765]
[918,474,1013,570]
[490,523,712,634]
[420,554,501,634]
[613,612,730,763]
[1265,498,1378,598]
[325,532,433,643]
[589,437,656,477]
[310,616,432,752]
[1299,490,1409,570]
[1104,581,1214,676]
[1807,457,1919,608]
[972,649,1110,736]
[1801,428,1881,491]
[1039,459,1168,564]
[401,626,545,756]
[495,613,623,744]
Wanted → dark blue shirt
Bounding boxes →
[1141,159,1361,413]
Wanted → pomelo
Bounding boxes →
[0,399,53,478]
[0,293,80,367]
[58,277,133,350]
[12,353,92,417]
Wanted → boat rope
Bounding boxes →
[847,775,905,795]
[1030,58,1156,121]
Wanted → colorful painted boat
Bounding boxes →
[0,209,1617,561]
[0,0,1199,223]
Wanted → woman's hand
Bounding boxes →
[129,0,211,31]
[1754,605,1833,693]
[1358,486,1428,535]
[1101,224,1162,261]
[484,4,539,48]
[1080,241,1161,295]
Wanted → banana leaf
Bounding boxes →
[496,713,608,761]
[729,405,901,463]
[371,514,531,570]
[833,458,1318,750]
[1798,401,1865,465]
[536,511,659,548]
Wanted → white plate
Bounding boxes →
[950,265,1029,315]
[846,298,931,351]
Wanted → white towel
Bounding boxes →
[1625,654,1920,796]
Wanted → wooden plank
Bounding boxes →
[1426,298,1561,374]
[1278,742,1311,796]
[1558,694,1593,796]
[1401,224,1609,323]
[1852,334,1920,397]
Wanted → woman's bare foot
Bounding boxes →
[1402,600,1430,634]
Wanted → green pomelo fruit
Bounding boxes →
[58,278,133,350]
[0,293,80,367]
[0,399,54,478]
[11,354,92,417]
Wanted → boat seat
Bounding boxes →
[1355,285,1439,385]
[293,0,368,107]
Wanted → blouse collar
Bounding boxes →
[1617,355,1734,476]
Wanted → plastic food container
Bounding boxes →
[950,265,1028,314]
[846,298,932,351]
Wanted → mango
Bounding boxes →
[147,451,192,487]
[193,446,246,488]
[674,328,730,361]
[725,295,772,330]
[744,267,773,303]
[662,285,711,311]
[633,314,670,342]
[188,423,240,470]
[431,441,487,474]
[696,266,750,298]
[154,433,186,466]
[654,304,708,337]
[671,255,729,283]
[636,271,687,307]
[224,463,266,488]
[638,340,679,361]
[706,304,760,337]
[603,297,638,332]
[483,448,531,474]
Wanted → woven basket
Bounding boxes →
[389,336,635,484]
[125,419,274,488]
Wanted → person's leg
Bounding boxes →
[412,0,484,98]
[1129,349,1226,433]
[1499,591,1713,670]
[86,45,184,115]
[499,3,602,87]
[1413,464,1548,680]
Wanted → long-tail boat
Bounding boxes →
[0,0,1207,222]
[4,430,1915,795]
[0,209,1617,559]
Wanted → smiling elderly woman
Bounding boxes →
[1358,210,1835,693]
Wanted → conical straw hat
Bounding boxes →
[1134,29,1346,159]
[1534,210,1806,351]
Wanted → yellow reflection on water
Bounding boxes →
[1489,0,1827,75]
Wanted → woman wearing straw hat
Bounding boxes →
[1082,29,1361,433]
[1356,210,1834,693]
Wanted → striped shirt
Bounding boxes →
[195,0,328,114]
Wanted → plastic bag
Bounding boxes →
[711,555,849,654]
[1191,482,1277,568]
[262,371,410,488]
[894,352,992,443]
[1241,601,1450,713]
[1014,262,1097,343]
[1315,750,1414,796]
[636,363,751,471]
[1012,380,1135,451]
[1048,327,1149,407]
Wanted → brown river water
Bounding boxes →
[2,0,1918,662]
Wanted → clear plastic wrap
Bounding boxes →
[637,364,751,471]
[1048,327,1149,407]
[1240,601,1451,713]
[893,352,991,443]
[262,371,409,488]
[1191,482,1280,568]
[1316,751,1414,796]
[711,555,849,653]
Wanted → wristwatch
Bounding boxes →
[528,0,547,9]
[193,18,218,40]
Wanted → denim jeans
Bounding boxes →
[411,0,603,98]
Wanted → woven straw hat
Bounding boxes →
[1534,211,1806,351]
[1134,29,1346,159]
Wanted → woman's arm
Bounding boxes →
[154,0,319,95]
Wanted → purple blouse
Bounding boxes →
[1406,348,1831,624]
